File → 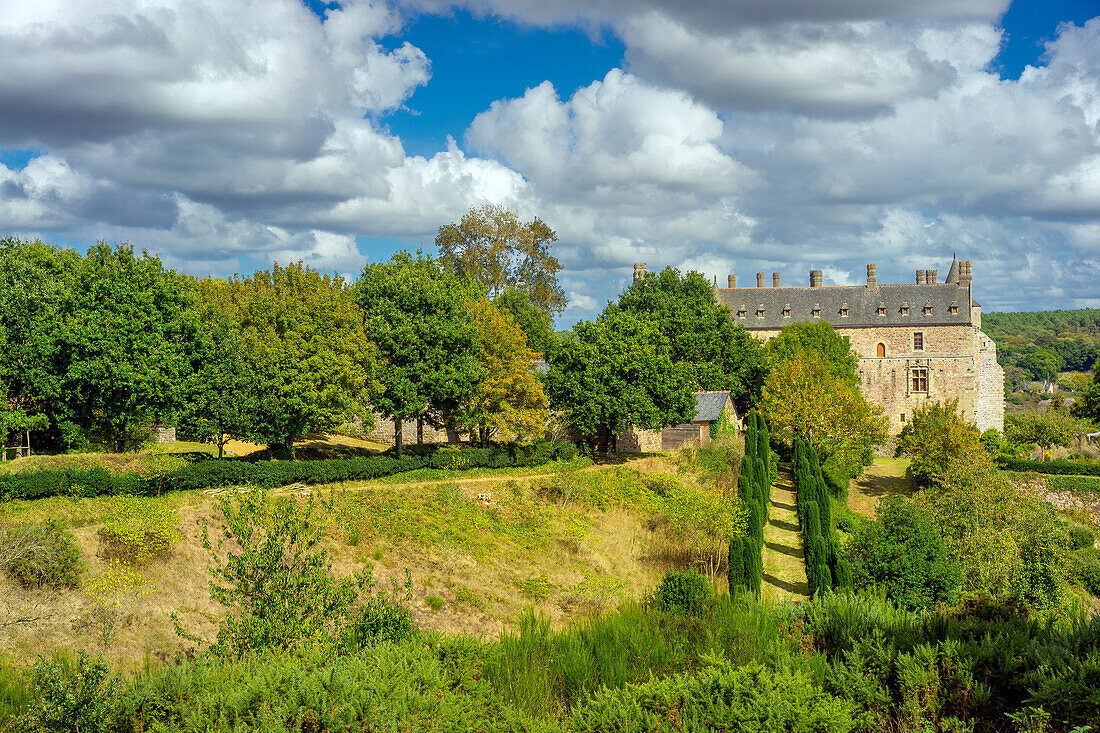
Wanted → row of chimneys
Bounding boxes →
[631,262,972,287]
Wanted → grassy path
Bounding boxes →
[761,464,809,601]
[848,457,912,518]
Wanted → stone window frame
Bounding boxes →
[877,306,886,316]
[840,304,849,317]
[923,305,933,315]
[949,304,959,314]
[811,305,821,318]
[756,307,766,318]
[910,368,928,393]
[913,332,924,351]
[737,307,746,318]
[900,305,910,316]
[877,343,886,357]
[782,305,791,318]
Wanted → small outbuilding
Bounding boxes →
[617,391,738,453]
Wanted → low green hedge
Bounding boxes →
[0,441,577,501]
[997,457,1100,476]
[1044,474,1100,496]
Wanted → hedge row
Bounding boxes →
[996,457,1100,476]
[793,440,852,596]
[0,441,578,501]
[728,412,773,596]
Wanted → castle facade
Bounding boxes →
[634,258,1005,435]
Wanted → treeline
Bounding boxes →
[793,439,852,595]
[983,309,1100,386]
[727,412,774,595]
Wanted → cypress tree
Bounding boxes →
[833,558,853,590]
[727,536,745,594]
[749,542,763,596]
[805,501,822,540]
[738,458,755,502]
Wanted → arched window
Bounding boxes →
[876,343,886,357]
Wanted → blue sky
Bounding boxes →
[1,0,1098,323]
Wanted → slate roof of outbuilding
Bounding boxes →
[715,282,974,329]
[693,391,731,422]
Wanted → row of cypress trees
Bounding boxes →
[727,412,775,596]
[792,439,853,594]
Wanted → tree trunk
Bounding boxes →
[394,416,403,456]
[417,416,424,445]
[479,425,488,448]
[217,435,225,460]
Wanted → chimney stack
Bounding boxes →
[959,261,972,286]
[728,274,736,288]
[927,269,938,284]
[916,270,926,284]
[866,263,877,287]
[772,272,781,288]
[632,263,647,285]
[810,270,823,287]
[756,272,766,287]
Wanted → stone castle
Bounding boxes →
[633,257,1005,434]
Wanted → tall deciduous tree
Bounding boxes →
[759,350,887,475]
[546,308,694,452]
[494,288,554,355]
[356,252,485,455]
[763,321,860,385]
[1072,372,1100,427]
[227,263,373,456]
[461,299,548,444]
[436,204,566,315]
[177,282,255,458]
[57,243,196,452]
[616,267,764,409]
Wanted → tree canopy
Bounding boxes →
[762,321,859,384]
[894,399,984,485]
[615,267,764,408]
[436,204,566,315]
[546,307,694,451]
[356,252,485,454]
[1072,372,1100,427]
[758,350,887,475]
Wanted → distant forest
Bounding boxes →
[983,309,1100,388]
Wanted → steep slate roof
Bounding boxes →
[693,391,731,422]
[715,282,973,329]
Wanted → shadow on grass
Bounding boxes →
[764,541,804,559]
[769,518,799,533]
[771,500,796,512]
[764,572,810,596]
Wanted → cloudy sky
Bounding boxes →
[0,0,1097,323]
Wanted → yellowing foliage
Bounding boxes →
[464,298,548,442]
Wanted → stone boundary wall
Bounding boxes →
[975,329,1005,432]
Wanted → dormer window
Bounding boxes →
[840,303,849,317]
[877,305,886,316]
[949,304,959,315]
[811,305,821,318]
[756,306,765,318]
[900,302,910,316]
[782,305,791,318]
[923,304,933,315]
[737,307,746,318]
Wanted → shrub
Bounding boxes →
[821,458,849,498]
[1069,526,1095,550]
[20,652,118,733]
[178,490,413,657]
[1070,548,1100,596]
[98,495,181,563]
[571,661,856,732]
[654,570,710,616]
[847,497,960,611]
[1,521,84,589]
[997,457,1100,476]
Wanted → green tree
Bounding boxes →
[494,287,555,355]
[1072,372,1100,427]
[545,308,694,452]
[846,497,961,611]
[763,321,860,384]
[436,204,566,315]
[894,399,984,485]
[616,267,765,409]
[1005,410,1083,460]
[57,244,196,451]
[1017,349,1063,382]
[176,284,255,458]
[356,252,485,455]
[0,239,80,449]
[759,351,887,476]
[228,263,373,456]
